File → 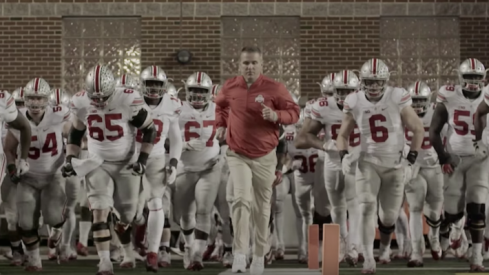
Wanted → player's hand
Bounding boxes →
[61,155,77,177]
[166,166,177,185]
[272,170,282,187]
[261,103,278,122]
[473,140,488,160]
[340,150,353,175]
[6,164,20,184]
[439,154,459,175]
[17,159,29,176]
[322,140,337,152]
[184,139,206,151]
[216,127,226,142]
[291,159,302,170]
[127,162,146,176]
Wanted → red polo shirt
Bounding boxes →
[215,75,300,158]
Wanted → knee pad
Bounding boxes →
[91,222,112,243]
[148,198,163,211]
[377,218,395,235]
[17,227,39,247]
[313,212,332,241]
[443,211,464,224]
[424,215,442,228]
[467,203,486,231]
[164,218,171,229]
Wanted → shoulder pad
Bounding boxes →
[437,85,457,102]
[51,105,71,123]
[343,91,358,112]
[0,91,15,110]
[70,91,90,109]
[117,88,144,107]
[390,87,411,105]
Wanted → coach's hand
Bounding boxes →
[7,164,20,184]
[216,127,226,142]
[261,104,278,123]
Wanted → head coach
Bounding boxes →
[214,46,300,274]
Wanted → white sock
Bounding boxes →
[409,211,423,253]
[98,250,110,261]
[147,209,165,253]
[194,239,207,255]
[26,247,40,258]
[182,231,195,246]
[62,210,76,246]
[473,243,483,256]
[79,221,91,246]
[123,243,133,259]
[160,241,170,248]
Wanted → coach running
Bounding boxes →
[214,46,300,275]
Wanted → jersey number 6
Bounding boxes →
[369,114,389,143]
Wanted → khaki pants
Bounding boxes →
[226,149,277,257]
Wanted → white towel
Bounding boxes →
[71,152,104,177]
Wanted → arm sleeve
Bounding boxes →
[168,116,182,161]
[274,84,300,125]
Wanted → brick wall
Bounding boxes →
[460,17,489,70]
[0,0,486,99]
[0,18,62,90]
[141,17,221,87]
[300,17,380,98]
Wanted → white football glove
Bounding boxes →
[17,159,29,175]
[341,153,353,175]
[473,140,489,160]
[291,159,302,170]
[322,140,337,152]
[183,139,206,151]
[166,166,177,185]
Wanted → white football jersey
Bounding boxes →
[71,87,147,161]
[136,93,181,157]
[344,87,411,167]
[10,106,69,175]
[179,101,220,171]
[304,98,325,161]
[0,91,19,154]
[311,97,361,170]
[438,84,483,156]
[284,126,318,183]
[404,104,438,167]
[482,86,489,146]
